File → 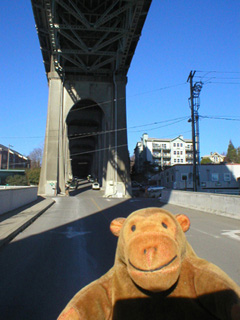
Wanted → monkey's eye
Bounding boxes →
[131,225,136,232]
[162,222,168,229]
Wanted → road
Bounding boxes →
[0,180,239,320]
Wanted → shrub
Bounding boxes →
[6,174,28,186]
[26,168,41,185]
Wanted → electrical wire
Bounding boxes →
[196,70,240,74]
[195,70,240,85]
[199,115,240,121]
[68,116,190,140]
[129,117,189,133]
[66,82,188,113]
[69,144,128,158]
[0,116,191,141]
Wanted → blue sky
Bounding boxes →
[0,0,239,159]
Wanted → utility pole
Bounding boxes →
[187,71,197,191]
[187,71,203,192]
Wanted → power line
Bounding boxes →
[200,115,240,121]
[196,70,240,74]
[128,82,187,97]
[195,76,240,80]
[205,81,240,85]
[69,144,128,158]
[129,117,189,133]
[69,116,190,139]
[129,116,189,129]
[66,82,188,113]
[0,116,190,140]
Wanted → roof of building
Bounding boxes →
[141,135,192,143]
[202,152,225,158]
[0,144,28,159]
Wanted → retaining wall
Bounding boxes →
[161,189,240,219]
[0,186,38,215]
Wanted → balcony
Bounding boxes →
[163,161,171,166]
[152,144,161,150]
[152,152,161,158]
[163,153,171,158]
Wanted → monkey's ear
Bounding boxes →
[110,218,126,237]
[175,214,190,232]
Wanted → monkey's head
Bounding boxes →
[110,207,190,292]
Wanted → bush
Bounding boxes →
[6,175,28,186]
[26,168,41,185]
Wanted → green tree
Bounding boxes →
[26,168,41,185]
[201,157,212,164]
[6,174,28,186]
[226,140,238,163]
[237,147,240,163]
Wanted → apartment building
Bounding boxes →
[134,134,193,173]
[0,144,30,169]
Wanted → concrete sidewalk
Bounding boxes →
[0,197,55,248]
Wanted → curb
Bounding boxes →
[0,198,55,249]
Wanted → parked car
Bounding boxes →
[146,186,165,198]
[131,181,144,191]
[66,178,78,190]
[92,182,100,190]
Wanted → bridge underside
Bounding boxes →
[31,0,152,196]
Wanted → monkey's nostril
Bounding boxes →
[144,247,157,254]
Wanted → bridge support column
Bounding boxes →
[38,67,65,196]
[104,75,131,198]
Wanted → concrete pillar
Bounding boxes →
[104,75,131,197]
[39,72,131,198]
[38,66,65,196]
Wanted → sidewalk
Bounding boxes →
[0,197,55,248]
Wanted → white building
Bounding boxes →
[201,152,225,164]
[151,163,240,193]
[134,134,193,172]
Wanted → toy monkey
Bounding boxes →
[58,207,240,319]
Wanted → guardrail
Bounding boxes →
[0,186,38,215]
[161,189,240,220]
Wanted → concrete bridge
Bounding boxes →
[31,0,152,197]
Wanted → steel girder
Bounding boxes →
[31,0,152,78]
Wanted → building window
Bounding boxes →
[181,174,187,181]
[181,159,183,163]
[224,173,231,181]
[212,173,219,182]
[174,159,176,163]
[173,143,176,147]
[180,143,183,147]
[177,143,179,147]
[174,151,176,155]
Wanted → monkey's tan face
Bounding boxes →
[110,208,190,292]
[122,212,183,291]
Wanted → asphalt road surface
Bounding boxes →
[0,180,239,320]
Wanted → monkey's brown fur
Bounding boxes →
[58,208,240,320]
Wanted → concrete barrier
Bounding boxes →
[161,189,240,220]
[0,186,38,215]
